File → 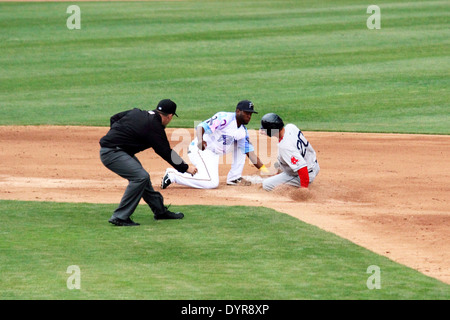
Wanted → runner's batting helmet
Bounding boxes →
[260,113,284,137]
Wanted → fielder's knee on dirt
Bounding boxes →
[204,177,219,189]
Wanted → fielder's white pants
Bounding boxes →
[167,139,246,189]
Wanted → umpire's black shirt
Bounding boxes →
[99,108,188,173]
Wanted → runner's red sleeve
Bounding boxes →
[298,166,309,188]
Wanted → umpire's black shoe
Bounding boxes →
[154,208,184,220]
[108,217,140,226]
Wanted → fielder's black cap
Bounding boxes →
[236,100,258,114]
[156,99,178,117]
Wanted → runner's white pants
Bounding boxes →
[167,139,246,189]
[262,161,320,191]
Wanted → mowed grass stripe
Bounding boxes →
[0,0,448,132]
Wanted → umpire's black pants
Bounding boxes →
[100,147,165,220]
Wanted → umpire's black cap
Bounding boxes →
[156,99,178,117]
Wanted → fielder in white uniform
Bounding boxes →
[259,113,319,191]
[161,100,268,189]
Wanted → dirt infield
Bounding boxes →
[0,125,449,284]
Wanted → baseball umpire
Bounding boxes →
[259,113,319,191]
[99,99,197,226]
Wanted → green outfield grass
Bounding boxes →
[0,200,448,300]
[0,0,449,133]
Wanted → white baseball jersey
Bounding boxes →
[278,124,317,176]
[166,112,251,189]
[199,112,254,155]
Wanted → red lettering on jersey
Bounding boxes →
[291,156,299,165]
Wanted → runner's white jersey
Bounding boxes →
[278,124,317,176]
[198,112,254,155]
